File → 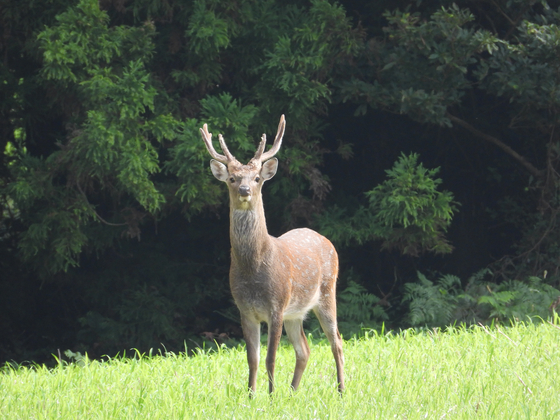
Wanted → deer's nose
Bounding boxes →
[239,185,251,197]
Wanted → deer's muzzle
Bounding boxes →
[239,185,251,197]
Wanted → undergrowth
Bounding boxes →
[403,269,560,328]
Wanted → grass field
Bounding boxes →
[1,322,559,419]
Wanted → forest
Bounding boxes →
[1,0,560,364]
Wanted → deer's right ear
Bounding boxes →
[210,159,229,182]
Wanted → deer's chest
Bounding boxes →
[230,263,285,303]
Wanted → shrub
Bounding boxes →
[403,269,560,328]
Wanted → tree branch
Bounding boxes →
[447,113,544,179]
[75,182,128,227]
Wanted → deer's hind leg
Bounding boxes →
[284,318,310,391]
[313,298,345,393]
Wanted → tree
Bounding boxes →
[2,0,559,361]
[4,0,362,276]
[318,153,457,256]
[0,0,364,360]
[338,1,560,281]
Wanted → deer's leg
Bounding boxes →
[284,318,310,391]
[265,313,284,394]
[314,303,345,393]
[241,316,261,396]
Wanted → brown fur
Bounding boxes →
[200,116,344,395]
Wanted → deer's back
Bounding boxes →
[277,228,338,281]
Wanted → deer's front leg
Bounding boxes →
[265,313,284,394]
[241,316,261,396]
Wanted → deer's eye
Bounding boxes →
[229,177,235,183]
[255,176,261,183]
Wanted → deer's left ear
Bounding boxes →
[261,158,278,180]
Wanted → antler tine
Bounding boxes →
[259,115,286,162]
[199,124,232,164]
[218,134,236,162]
[252,134,267,162]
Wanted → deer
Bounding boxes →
[199,115,344,395]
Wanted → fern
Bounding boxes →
[338,281,388,319]
[478,290,517,319]
[403,272,462,328]
[478,278,560,322]
[305,278,388,337]
[403,269,560,327]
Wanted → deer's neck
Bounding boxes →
[230,202,272,270]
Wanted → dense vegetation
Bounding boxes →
[1,0,560,362]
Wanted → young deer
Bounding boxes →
[200,115,344,395]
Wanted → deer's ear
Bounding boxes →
[261,158,278,180]
[210,160,229,181]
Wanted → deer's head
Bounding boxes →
[200,115,286,210]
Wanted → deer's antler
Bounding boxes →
[199,124,236,164]
[252,115,286,162]
[201,115,285,165]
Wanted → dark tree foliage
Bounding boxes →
[1,0,559,362]
[339,1,560,279]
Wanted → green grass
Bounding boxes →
[1,322,559,419]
